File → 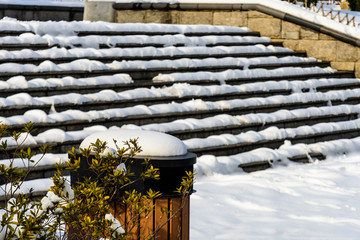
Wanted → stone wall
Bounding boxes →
[84,3,359,77]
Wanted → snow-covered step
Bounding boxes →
[0,34,276,50]
[3,88,360,136]
[0,45,304,65]
[196,136,360,174]
[0,153,67,185]
[2,111,360,178]
[0,20,252,36]
[1,73,359,100]
[2,78,360,116]
[185,118,360,156]
[122,104,360,140]
[1,104,359,159]
[0,74,134,98]
[152,66,350,84]
[0,57,329,81]
[75,30,260,37]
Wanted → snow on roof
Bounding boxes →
[80,129,188,157]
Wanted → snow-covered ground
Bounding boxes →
[191,152,360,239]
[3,148,360,239]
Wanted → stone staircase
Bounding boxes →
[1,21,360,198]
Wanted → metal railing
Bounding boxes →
[286,0,357,27]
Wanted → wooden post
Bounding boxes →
[111,196,190,240]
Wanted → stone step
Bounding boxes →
[3,88,360,137]
[0,48,305,65]
[171,71,354,86]
[0,110,356,182]
[0,61,330,81]
[2,78,360,117]
[187,119,360,156]
[101,41,284,49]
[0,41,282,51]
[238,152,326,173]
[75,30,261,37]
[0,30,33,37]
[1,71,356,99]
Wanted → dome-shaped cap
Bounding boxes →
[80,129,188,157]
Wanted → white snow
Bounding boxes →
[0,74,133,90]
[4,78,359,107]
[0,34,270,49]
[184,117,360,150]
[80,129,188,156]
[153,67,335,84]
[0,45,289,60]
[0,18,250,36]
[191,152,360,239]
[0,56,316,74]
[4,87,360,128]
[121,104,360,133]
[0,153,67,168]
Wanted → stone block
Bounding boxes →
[115,10,145,23]
[331,62,355,71]
[355,62,360,78]
[282,40,302,52]
[283,31,299,40]
[169,11,180,24]
[248,18,281,38]
[298,40,337,62]
[319,33,336,40]
[248,10,272,18]
[281,21,300,39]
[336,41,359,62]
[179,11,213,25]
[282,21,301,32]
[145,10,172,23]
[213,11,247,27]
[84,1,115,22]
[300,27,319,40]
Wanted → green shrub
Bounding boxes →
[0,123,194,240]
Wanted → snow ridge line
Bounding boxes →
[2,111,360,174]
[2,87,360,131]
[122,104,360,133]
[0,45,291,61]
[0,56,318,75]
[1,78,360,108]
[0,20,251,35]
[31,103,360,145]
[153,66,335,83]
[0,74,133,91]
[196,135,360,176]
[0,34,270,49]
[1,104,360,157]
[184,117,360,150]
